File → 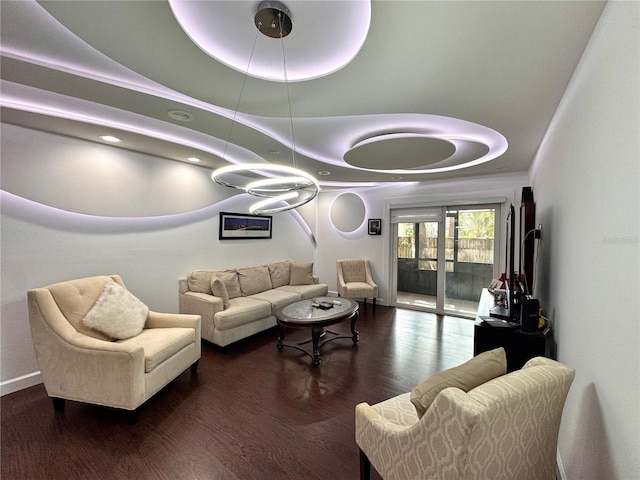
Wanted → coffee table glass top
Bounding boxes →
[279,297,356,321]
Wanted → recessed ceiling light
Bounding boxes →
[391,176,403,180]
[318,171,331,176]
[269,150,281,155]
[168,110,194,122]
[99,135,122,143]
[187,157,202,163]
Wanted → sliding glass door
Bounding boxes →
[392,204,499,317]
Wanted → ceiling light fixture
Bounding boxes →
[187,157,201,163]
[99,135,122,143]
[211,1,319,215]
[168,110,194,122]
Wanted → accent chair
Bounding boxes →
[27,274,201,423]
[336,259,378,309]
[355,354,575,480]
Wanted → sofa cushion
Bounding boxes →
[250,289,301,315]
[410,347,507,418]
[83,281,149,340]
[268,260,292,288]
[276,283,329,300]
[217,270,242,299]
[290,262,314,285]
[213,297,273,331]
[187,270,215,294]
[237,265,273,296]
[210,277,230,309]
[117,327,194,373]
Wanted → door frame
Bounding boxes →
[385,195,507,315]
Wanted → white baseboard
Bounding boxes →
[0,371,42,396]
[557,449,567,480]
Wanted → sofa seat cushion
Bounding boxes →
[249,290,301,315]
[276,283,329,300]
[237,265,272,296]
[117,327,195,373]
[213,297,273,331]
[341,282,375,298]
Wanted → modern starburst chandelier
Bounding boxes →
[211,1,319,215]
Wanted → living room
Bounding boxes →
[1,1,638,479]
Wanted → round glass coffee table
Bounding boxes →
[275,297,359,366]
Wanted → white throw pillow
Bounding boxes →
[83,281,149,340]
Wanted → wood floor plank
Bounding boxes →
[1,305,474,479]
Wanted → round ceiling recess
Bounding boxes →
[344,135,456,170]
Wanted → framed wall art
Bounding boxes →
[368,218,382,235]
[219,212,272,240]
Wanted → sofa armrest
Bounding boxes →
[313,275,320,285]
[178,278,189,294]
[179,291,223,318]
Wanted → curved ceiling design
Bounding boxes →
[0,1,607,186]
[168,0,371,82]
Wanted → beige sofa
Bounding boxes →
[179,259,328,347]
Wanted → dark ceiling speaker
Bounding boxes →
[255,1,292,38]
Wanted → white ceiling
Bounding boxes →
[0,1,606,188]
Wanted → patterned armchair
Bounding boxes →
[355,356,575,480]
[337,259,378,309]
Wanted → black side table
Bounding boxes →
[473,318,551,372]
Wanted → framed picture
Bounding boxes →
[368,218,382,235]
[219,212,272,240]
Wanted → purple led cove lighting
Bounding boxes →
[168,0,371,82]
[0,190,251,234]
[1,1,507,182]
[2,189,317,246]
[0,81,265,166]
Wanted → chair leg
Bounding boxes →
[52,397,66,412]
[360,449,371,480]
[373,297,376,311]
[190,360,199,374]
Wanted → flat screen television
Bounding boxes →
[490,204,516,322]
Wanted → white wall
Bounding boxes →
[316,173,528,303]
[0,125,317,393]
[529,2,639,478]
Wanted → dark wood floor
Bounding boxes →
[1,305,474,480]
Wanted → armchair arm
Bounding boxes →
[146,310,201,358]
[356,389,478,479]
[364,262,378,289]
[337,263,347,296]
[146,310,200,329]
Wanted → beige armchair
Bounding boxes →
[337,259,378,309]
[356,356,575,480]
[27,275,201,423]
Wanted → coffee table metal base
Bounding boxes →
[277,311,359,366]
